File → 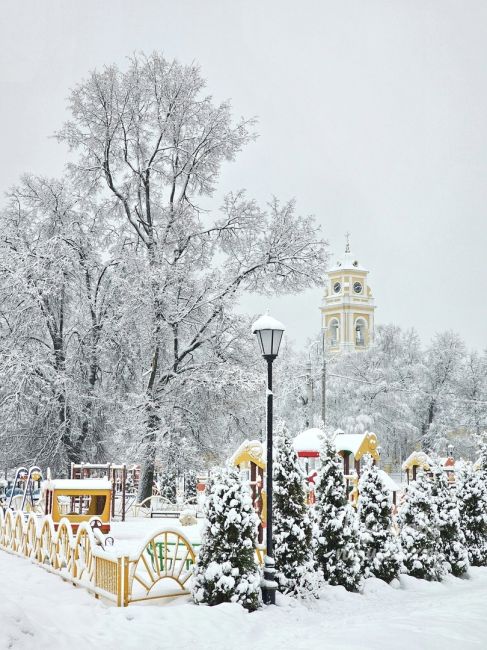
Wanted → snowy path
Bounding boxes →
[1,550,486,650]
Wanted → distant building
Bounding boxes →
[321,235,376,352]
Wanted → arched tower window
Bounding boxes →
[355,319,366,347]
[329,319,339,347]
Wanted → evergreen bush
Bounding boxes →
[457,462,487,567]
[430,464,468,577]
[357,455,401,583]
[315,434,362,592]
[398,472,444,581]
[273,431,321,598]
[192,466,261,610]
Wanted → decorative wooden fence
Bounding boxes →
[0,509,197,606]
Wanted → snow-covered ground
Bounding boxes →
[1,550,486,650]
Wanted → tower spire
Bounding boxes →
[345,231,351,253]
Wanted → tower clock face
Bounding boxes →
[333,282,341,293]
[353,281,363,294]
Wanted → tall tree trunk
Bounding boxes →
[137,333,161,501]
[137,235,164,501]
[76,268,102,463]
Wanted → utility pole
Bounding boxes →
[307,328,327,428]
[321,327,327,426]
[306,359,313,427]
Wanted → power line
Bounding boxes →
[308,371,487,405]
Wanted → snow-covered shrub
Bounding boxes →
[158,469,177,502]
[184,469,197,503]
[430,464,468,577]
[398,473,444,581]
[273,431,322,598]
[457,462,487,567]
[315,434,363,592]
[192,466,261,611]
[357,455,401,583]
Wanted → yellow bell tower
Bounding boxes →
[321,235,375,352]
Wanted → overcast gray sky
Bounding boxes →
[1,1,486,351]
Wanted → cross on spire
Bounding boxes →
[345,231,351,253]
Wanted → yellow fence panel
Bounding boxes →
[0,510,263,607]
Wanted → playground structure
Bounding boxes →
[229,431,386,516]
[2,466,43,512]
[43,478,112,534]
[402,451,431,483]
[292,428,381,502]
[334,431,380,476]
[293,428,380,472]
[377,469,401,507]
[70,464,199,521]
[402,449,457,484]
[70,463,140,522]
[230,439,266,543]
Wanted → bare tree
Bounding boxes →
[0,176,122,469]
[57,53,328,498]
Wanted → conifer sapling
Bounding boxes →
[357,455,401,583]
[192,466,261,610]
[315,434,363,592]
[457,462,487,568]
[273,429,322,598]
[398,472,444,581]
[430,463,468,577]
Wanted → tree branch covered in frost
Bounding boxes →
[0,52,328,483]
[54,52,328,497]
[281,324,487,464]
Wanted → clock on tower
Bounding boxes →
[320,235,376,352]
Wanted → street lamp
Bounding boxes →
[252,313,285,605]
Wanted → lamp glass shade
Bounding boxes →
[255,328,284,358]
[251,314,286,358]
[271,329,283,356]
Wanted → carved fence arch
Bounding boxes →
[127,529,196,604]
[0,512,203,607]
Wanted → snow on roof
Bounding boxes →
[328,249,366,273]
[401,451,431,472]
[377,469,400,492]
[43,479,112,491]
[293,428,324,453]
[334,431,380,460]
[251,314,285,333]
[334,433,366,457]
[440,457,455,468]
[293,429,379,460]
[230,439,265,469]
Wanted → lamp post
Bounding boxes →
[252,313,285,605]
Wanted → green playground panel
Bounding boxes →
[146,540,201,572]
